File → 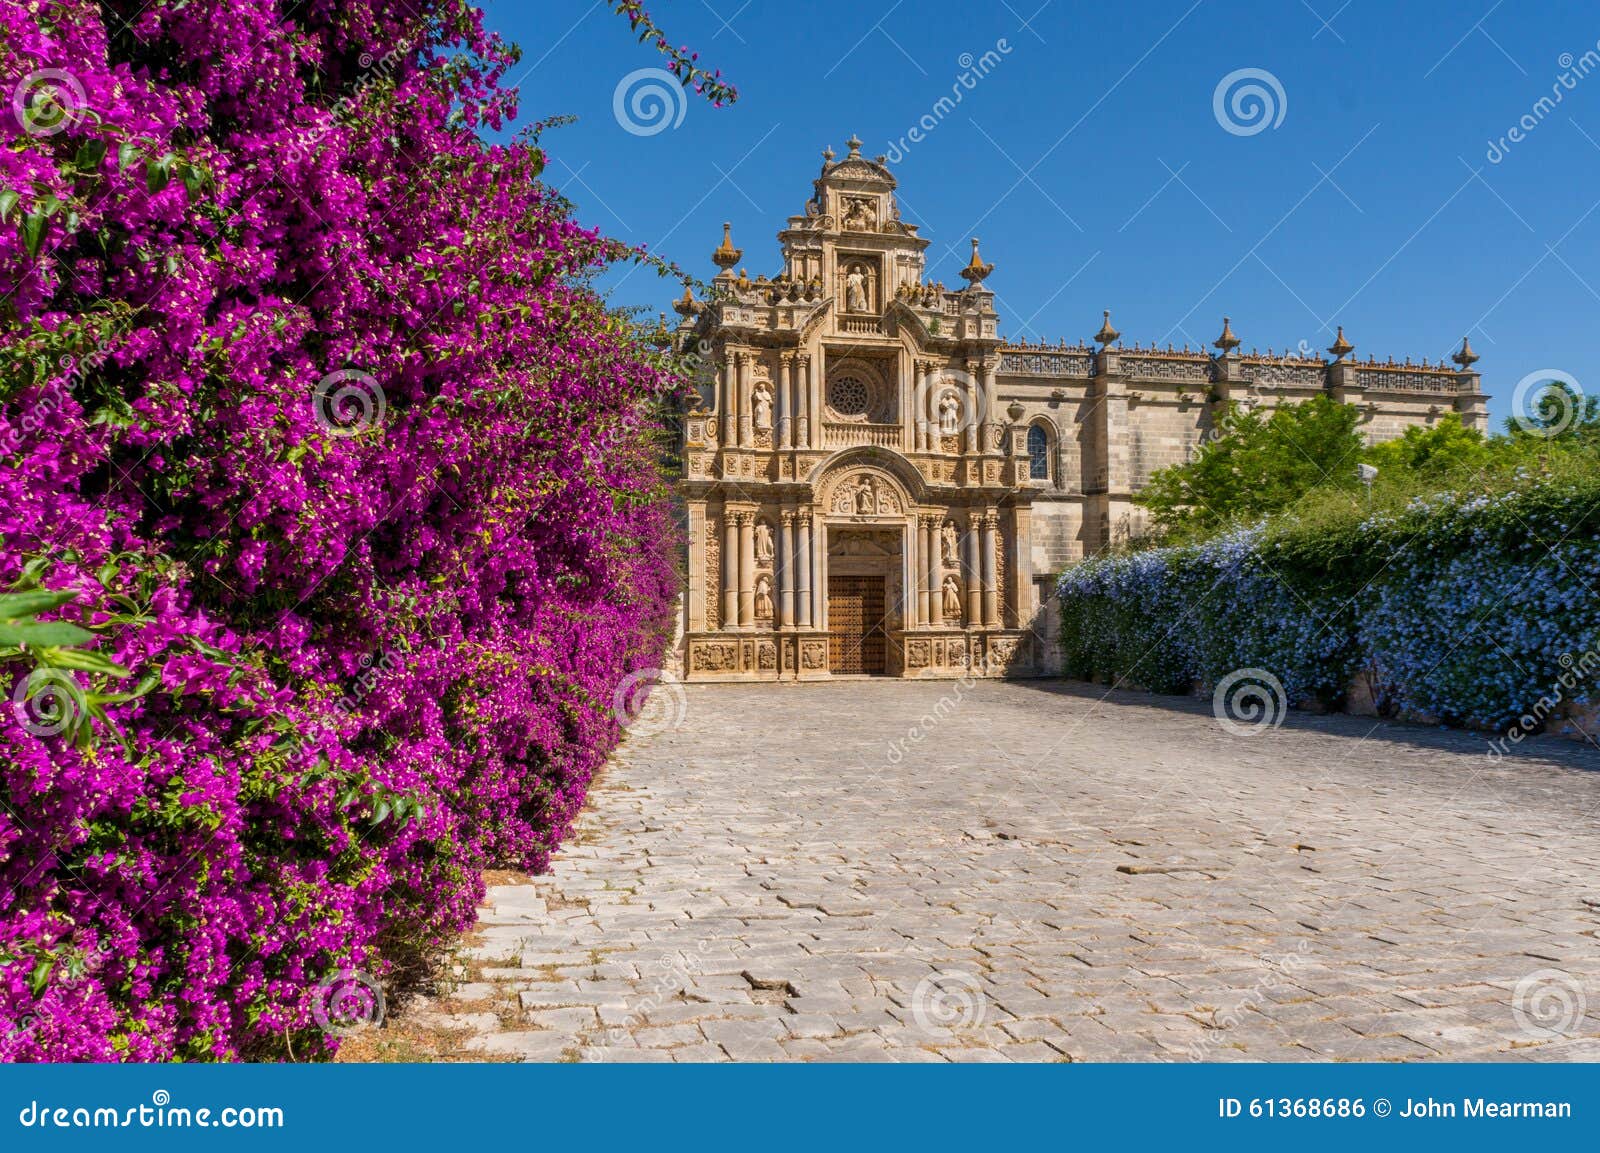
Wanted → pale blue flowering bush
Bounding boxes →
[1058,480,1600,730]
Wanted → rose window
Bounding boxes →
[828,376,870,417]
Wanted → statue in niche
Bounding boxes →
[754,574,774,621]
[938,391,962,435]
[942,574,963,621]
[845,264,870,313]
[941,521,959,567]
[752,382,773,431]
[853,475,878,515]
[754,519,774,565]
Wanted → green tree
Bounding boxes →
[1136,395,1365,541]
[1362,413,1488,478]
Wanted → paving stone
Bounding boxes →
[397,683,1600,1063]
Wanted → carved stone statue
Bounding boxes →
[854,475,877,515]
[754,519,774,565]
[845,265,870,313]
[942,574,963,620]
[843,197,876,231]
[938,391,961,434]
[752,382,773,430]
[941,521,959,567]
[754,574,774,620]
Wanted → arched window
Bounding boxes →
[1027,422,1052,481]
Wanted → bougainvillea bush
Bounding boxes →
[1,1,689,1060]
[1058,479,1600,730]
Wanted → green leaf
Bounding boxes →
[75,138,107,170]
[0,621,94,647]
[0,189,17,222]
[30,958,52,995]
[0,589,80,619]
[21,212,47,260]
[41,648,131,677]
[145,155,171,194]
[117,142,140,172]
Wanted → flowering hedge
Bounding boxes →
[1,1,684,1060]
[1058,481,1600,731]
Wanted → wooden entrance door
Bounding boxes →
[827,575,887,674]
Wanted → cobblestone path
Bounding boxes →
[406,681,1600,1062]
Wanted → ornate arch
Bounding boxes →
[810,446,924,517]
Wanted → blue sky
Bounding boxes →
[485,0,1600,428]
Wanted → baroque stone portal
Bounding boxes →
[672,135,1488,682]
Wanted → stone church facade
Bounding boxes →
[671,138,1489,682]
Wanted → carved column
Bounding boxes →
[720,355,737,447]
[981,509,999,628]
[964,517,982,626]
[965,358,981,455]
[983,359,998,454]
[738,353,754,448]
[812,516,826,628]
[796,511,813,629]
[779,511,796,628]
[721,509,739,630]
[778,353,794,450]
[737,511,755,627]
[795,353,810,449]
[913,361,928,451]
[915,516,931,626]
[926,515,944,627]
[807,350,822,449]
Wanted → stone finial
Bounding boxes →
[712,221,742,271]
[822,145,835,163]
[959,237,994,285]
[1451,335,1480,369]
[1327,325,1354,360]
[1094,309,1120,347]
[672,284,698,318]
[1214,316,1240,354]
[846,134,863,157]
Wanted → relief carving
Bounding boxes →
[691,642,738,672]
[801,640,828,670]
[830,473,902,517]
